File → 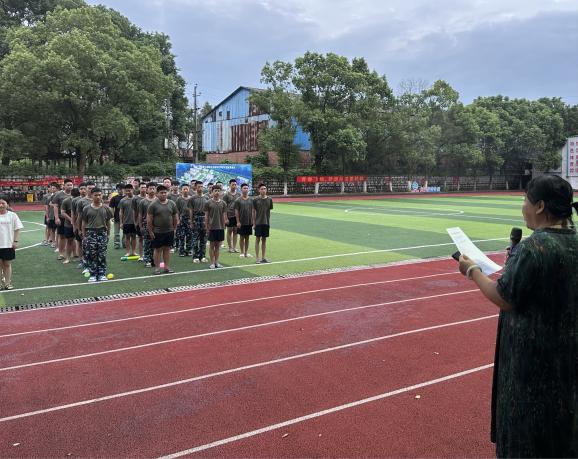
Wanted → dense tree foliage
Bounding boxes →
[257,54,576,178]
[0,0,188,174]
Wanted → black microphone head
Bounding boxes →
[510,227,522,243]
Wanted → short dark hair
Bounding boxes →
[180,183,190,189]
[171,180,179,186]
[241,183,249,188]
[50,182,60,189]
[0,195,11,206]
[195,180,203,185]
[526,175,576,220]
[229,179,237,184]
[157,185,168,192]
[92,187,102,194]
[85,181,95,187]
[116,183,124,190]
[142,178,150,182]
[64,178,73,184]
[258,183,266,189]
[78,182,87,188]
[213,184,222,191]
[163,177,172,182]
[71,188,80,198]
[207,182,214,186]
[146,182,157,188]
[124,184,134,190]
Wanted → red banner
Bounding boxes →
[296,176,367,183]
[0,176,82,187]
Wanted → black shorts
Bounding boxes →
[238,225,253,236]
[135,226,142,238]
[208,229,225,242]
[0,248,15,261]
[48,219,57,230]
[56,220,65,235]
[63,226,75,239]
[226,216,237,228]
[74,230,83,242]
[255,224,270,238]
[151,231,174,249]
[123,224,137,235]
[44,216,48,225]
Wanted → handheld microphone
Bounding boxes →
[509,227,522,256]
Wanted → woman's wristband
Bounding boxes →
[466,264,482,280]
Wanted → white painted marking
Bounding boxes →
[19,229,43,233]
[0,288,480,372]
[15,243,41,252]
[343,207,464,217]
[6,237,508,293]
[0,272,460,338]
[159,363,495,458]
[0,315,497,423]
[20,221,45,227]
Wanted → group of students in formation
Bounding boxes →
[40,177,273,282]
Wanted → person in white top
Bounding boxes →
[0,197,23,290]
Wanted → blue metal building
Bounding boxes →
[202,86,311,154]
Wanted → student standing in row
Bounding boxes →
[205,184,227,269]
[60,187,78,264]
[108,184,124,249]
[223,179,240,253]
[253,183,273,263]
[133,182,147,261]
[235,183,253,258]
[147,184,178,275]
[51,178,73,259]
[81,188,113,283]
[190,181,207,263]
[138,182,157,267]
[119,184,137,257]
[0,196,23,290]
[175,184,193,257]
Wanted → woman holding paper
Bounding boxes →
[459,175,578,458]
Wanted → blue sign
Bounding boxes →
[176,163,253,189]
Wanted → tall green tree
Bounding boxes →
[0,3,174,173]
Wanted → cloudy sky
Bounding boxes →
[86,0,578,107]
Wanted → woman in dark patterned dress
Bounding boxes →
[459,175,578,458]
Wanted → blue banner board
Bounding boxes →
[175,163,253,189]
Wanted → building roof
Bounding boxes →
[202,86,263,121]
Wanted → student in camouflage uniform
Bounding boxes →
[189,181,208,263]
[459,175,578,458]
[81,187,113,283]
[138,182,157,268]
[75,181,95,273]
[175,184,193,257]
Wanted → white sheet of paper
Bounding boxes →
[447,227,503,275]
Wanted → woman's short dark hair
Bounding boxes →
[526,175,577,220]
[0,195,10,206]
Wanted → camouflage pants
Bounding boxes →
[142,220,153,264]
[85,229,108,277]
[176,214,192,256]
[192,215,206,260]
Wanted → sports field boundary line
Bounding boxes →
[0,314,497,423]
[0,271,461,338]
[158,363,495,458]
[0,288,481,372]
[0,239,507,312]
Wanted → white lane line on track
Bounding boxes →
[0,315,497,423]
[0,272,460,338]
[343,207,465,217]
[7,237,508,293]
[0,289,480,372]
[20,220,45,227]
[159,363,495,458]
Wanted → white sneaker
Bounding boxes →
[193,258,200,263]
[209,264,216,269]
[97,275,108,282]
[201,257,208,263]
[245,253,253,258]
[240,254,245,258]
[88,276,97,283]
[170,248,175,253]
[145,262,152,268]
[216,263,223,268]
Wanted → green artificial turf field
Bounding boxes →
[0,194,525,309]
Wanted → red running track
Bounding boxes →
[0,257,502,458]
